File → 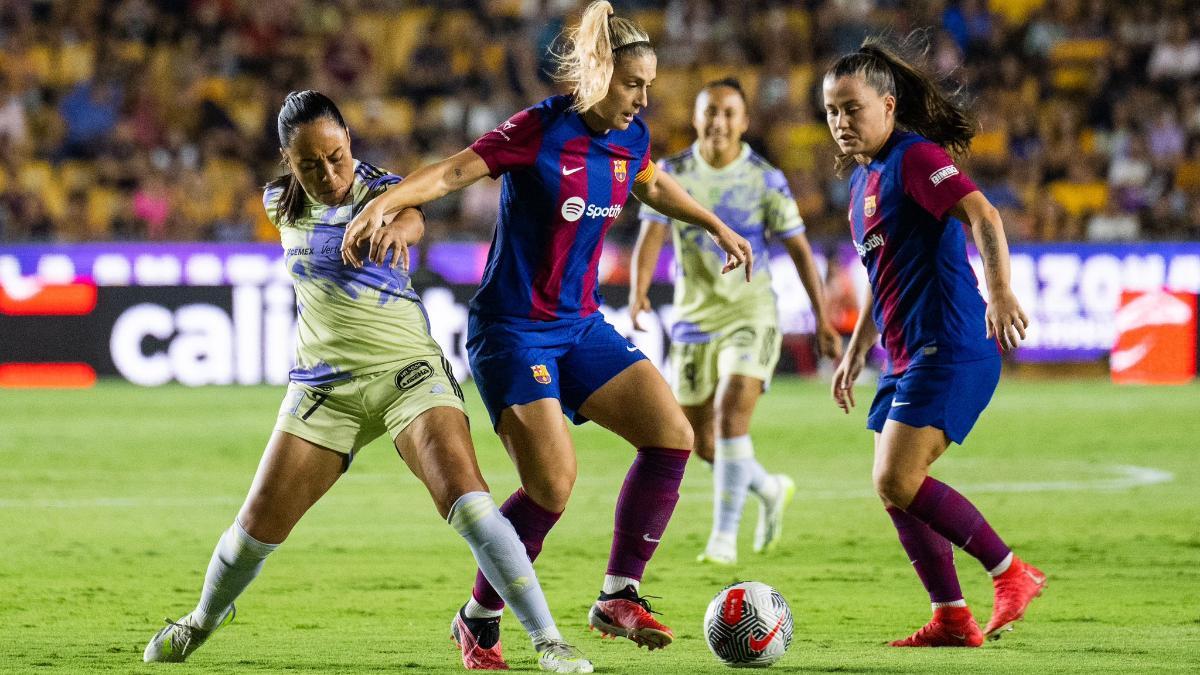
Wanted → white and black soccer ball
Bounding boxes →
[703,581,793,668]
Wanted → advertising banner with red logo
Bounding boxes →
[1110,290,1198,385]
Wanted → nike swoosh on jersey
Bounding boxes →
[892,401,911,407]
[562,166,584,175]
[748,615,785,651]
[626,345,639,352]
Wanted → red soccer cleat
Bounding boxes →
[984,556,1047,640]
[587,587,674,650]
[889,605,984,647]
[451,608,509,670]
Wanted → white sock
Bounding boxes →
[932,599,968,609]
[602,575,639,595]
[448,492,561,645]
[192,520,278,631]
[988,551,1014,577]
[711,435,756,540]
[464,596,503,620]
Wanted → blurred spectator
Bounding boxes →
[1147,19,1200,83]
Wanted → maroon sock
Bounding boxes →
[904,476,1011,571]
[886,506,963,603]
[606,447,690,580]
[470,488,562,611]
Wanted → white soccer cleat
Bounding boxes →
[536,640,594,673]
[696,545,737,566]
[143,605,235,663]
[754,474,795,553]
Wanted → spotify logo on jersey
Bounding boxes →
[560,196,624,222]
[561,196,587,222]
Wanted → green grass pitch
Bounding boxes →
[1,377,1198,673]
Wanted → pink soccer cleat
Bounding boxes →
[889,605,983,648]
[587,586,674,650]
[984,556,1047,640]
[451,608,509,670]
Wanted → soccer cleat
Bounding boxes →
[984,556,1047,640]
[451,607,509,670]
[143,604,235,663]
[753,474,796,553]
[889,605,983,647]
[696,548,737,566]
[536,640,594,673]
[587,585,673,650]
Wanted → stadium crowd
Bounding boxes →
[1,0,1198,245]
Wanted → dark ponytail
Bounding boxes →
[826,33,976,175]
[265,90,349,226]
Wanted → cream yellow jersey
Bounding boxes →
[639,143,805,342]
[265,161,441,385]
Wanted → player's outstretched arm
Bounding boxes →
[782,233,843,361]
[630,219,668,331]
[832,285,878,415]
[633,170,753,281]
[949,191,1030,352]
[341,149,490,267]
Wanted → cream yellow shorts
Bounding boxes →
[275,356,465,465]
[669,324,781,407]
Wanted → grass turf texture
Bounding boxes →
[1,377,1198,673]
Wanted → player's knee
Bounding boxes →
[663,413,695,450]
[523,473,575,512]
[872,468,919,508]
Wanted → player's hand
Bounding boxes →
[710,225,753,281]
[340,203,385,268]
[831,350,865,414]
[986,288,1029,352]
[366,222,411,270]
[629,292,652,332]
[816,321,844,361]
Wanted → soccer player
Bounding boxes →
[142,91,592,674]
[823,39,1047,647]
[341,1,753,662]
[630,78,843,566]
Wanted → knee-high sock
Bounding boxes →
[448,491,560,644]
[886,506,963,603]
[606,447,690,582]
[711,436,755,540]
[904,477,1011,571]
[192,520,278,630]
[470,488,562,612]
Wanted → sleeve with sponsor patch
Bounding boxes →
[469,107,544,178]
[762,167,805,238]
[900,142,978,220]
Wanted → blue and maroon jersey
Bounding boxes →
[848,131,998,374]
[468,95,655,322]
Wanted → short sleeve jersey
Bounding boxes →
[847,131,998,374]
[468,95,655,322]
[264,161,440,386]
[638,142,805,340]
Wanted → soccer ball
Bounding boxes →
[703,581,793,668]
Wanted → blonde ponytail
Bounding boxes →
[553,1,652,113]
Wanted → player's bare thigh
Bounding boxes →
[237,430,346,545]
[579,360,694,451]
[713,374,765,439]
[496,398,577,512]
[682,398,715,463]
[394,405,489,520]
[872,421,951,509]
